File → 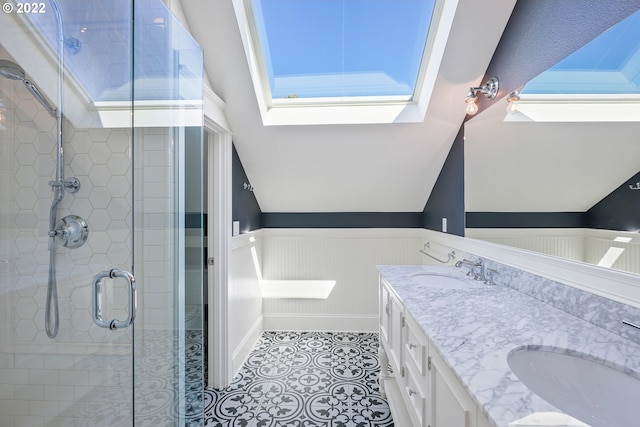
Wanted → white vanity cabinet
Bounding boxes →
[430,347,481,427]
[403,311,430,426]
[379,277,492,427]
[380,277,404,376]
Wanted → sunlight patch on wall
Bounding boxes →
[597,246,625,268]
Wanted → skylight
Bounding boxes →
[522,9,640,95]
[26,0,203,102]
[249,0,436,103]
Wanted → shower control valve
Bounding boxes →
[52,215,89,248]
[48,177,81,193]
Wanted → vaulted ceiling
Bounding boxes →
[181,0,515,213]
[180,0,640,215]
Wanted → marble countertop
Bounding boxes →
[377,265,640,427]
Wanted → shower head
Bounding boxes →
[0,59,25,80]
[0,59,57,116]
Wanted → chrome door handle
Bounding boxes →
[92,269,137,330]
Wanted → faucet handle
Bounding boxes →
[484,268,498,285]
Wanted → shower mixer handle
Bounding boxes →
[92,269,137,330]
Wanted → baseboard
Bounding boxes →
[263,313,379,332]
[231,315,264,375]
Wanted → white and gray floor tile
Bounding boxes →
[203,331,393,427]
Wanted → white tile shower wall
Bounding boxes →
[1,79,133,427]
[470,254,640,346]
[260,228,423,332]
[136,127,176,330]
[133,127,181,427]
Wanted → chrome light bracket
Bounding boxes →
[481,77,499,99]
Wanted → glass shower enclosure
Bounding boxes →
[0,1,205,426]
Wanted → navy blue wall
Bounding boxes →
[233,144,262,233]
[262,212,422,228]
[465,212,585,228]
[422,127,465,236]
[587,171,640,232]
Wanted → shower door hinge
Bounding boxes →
[207,257,215,266]
[427,356,432,371]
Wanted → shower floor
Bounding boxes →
[202,331,393,426]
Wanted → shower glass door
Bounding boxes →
[0,1,204,426]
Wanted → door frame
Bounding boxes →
[204,86,233,388]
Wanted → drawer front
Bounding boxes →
[404,362,428,427]
[405,313,428,377]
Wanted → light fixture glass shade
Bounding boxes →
[506,91,520,114]
[465,98,478,115]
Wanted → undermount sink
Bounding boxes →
[408,273,474,289]
[507,346,640,427]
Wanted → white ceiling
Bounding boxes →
[180,0,516,213]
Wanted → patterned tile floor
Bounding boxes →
[203,331,394,427]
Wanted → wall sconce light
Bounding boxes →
[465,76,499,116]
[506,90,520,114]
[243,182,254,192]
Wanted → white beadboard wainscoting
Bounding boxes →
[259,228,428,331]
[584,228,640,274]
[466,227,640,275]
[229,232,264,374]
[224,227,640,385]
[227,228,442,361]
[465,228,586,262]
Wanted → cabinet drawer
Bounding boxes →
[405,313,429,377]
[404,362,428,427]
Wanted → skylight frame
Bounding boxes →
[506,93,640,123]
[234,0,451,125]
[510,9,640,123]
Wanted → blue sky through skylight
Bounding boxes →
[522,9,640,95]
[251,0,436,99]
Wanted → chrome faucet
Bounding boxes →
[455,258,497,285]
[484,268,498,285]
[455,258,482,280]
[455,259,478,269]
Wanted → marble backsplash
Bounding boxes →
[464,254,640,346]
